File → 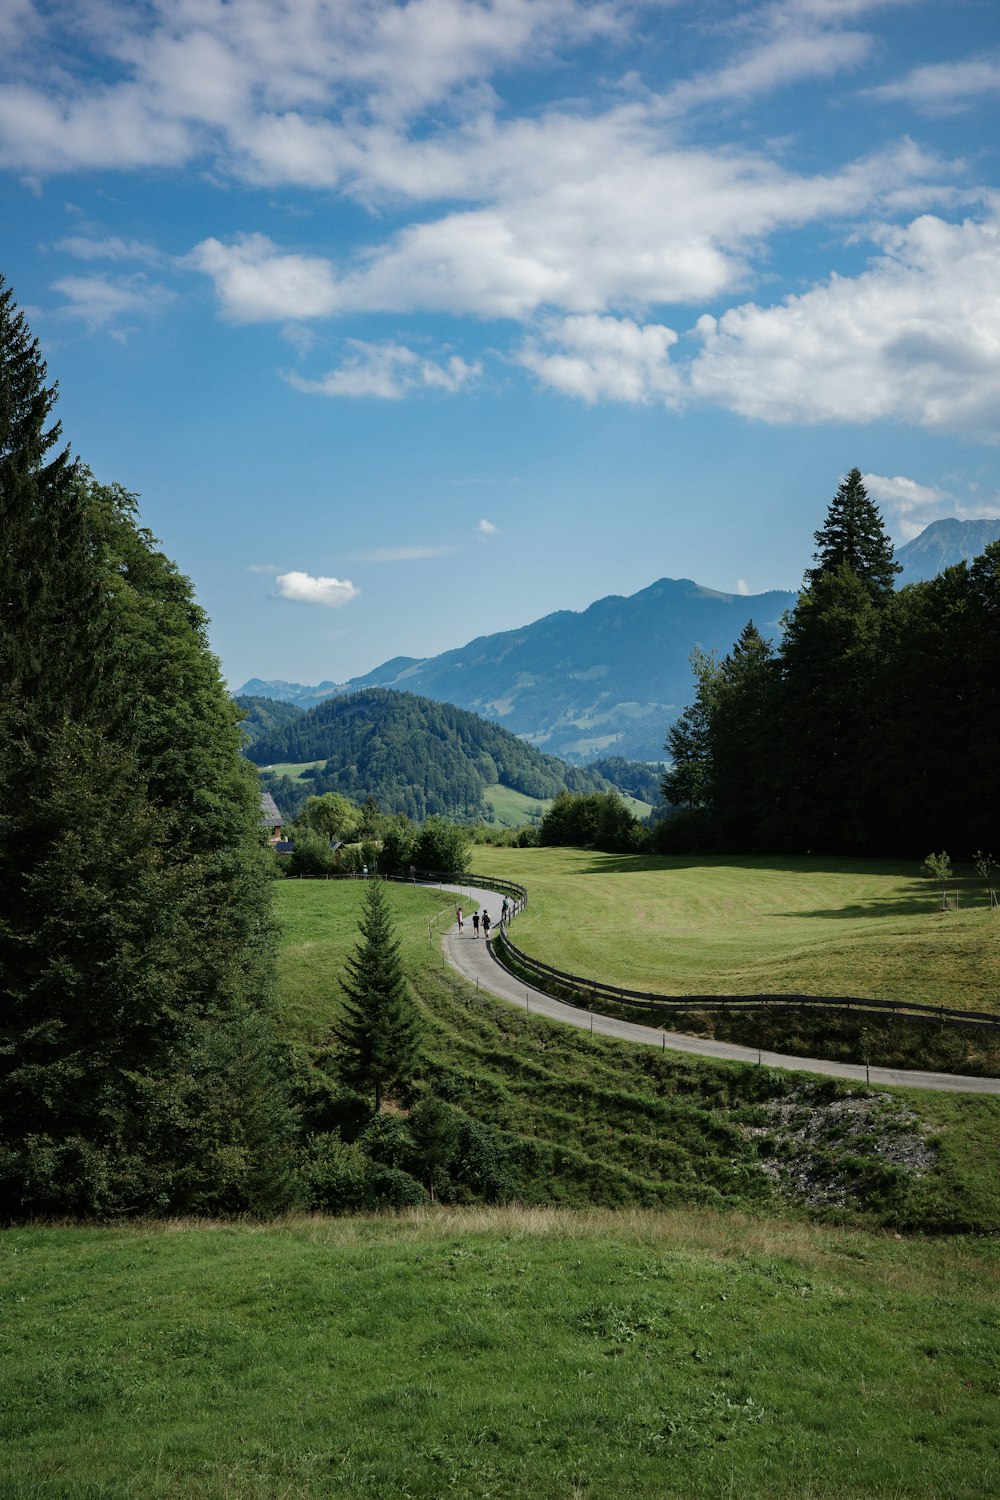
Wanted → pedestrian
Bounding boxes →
[501,895,510,923]
[456,905,464,932]
[472,911,480,937]
[482,910,491,939]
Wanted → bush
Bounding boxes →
[412,815,470,874]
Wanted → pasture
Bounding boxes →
[481,848,1000,1013]
[272,875,1000,1233]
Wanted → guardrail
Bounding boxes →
[493,917,1000,1034]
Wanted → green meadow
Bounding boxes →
[5,861,999,1498]
[3,1209,999,1499]
[482,847,1000,1013]
[259,759,324,781]
[272,875,1000,1234]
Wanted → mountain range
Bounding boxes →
[238,517,1000,763]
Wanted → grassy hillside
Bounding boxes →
[481,848,1000,1012]
[274,879,1000,1234]
[3,1209,998,1499]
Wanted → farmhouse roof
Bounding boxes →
[260,791,283,828]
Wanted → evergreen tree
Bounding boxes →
[0,281,294,1217]
[709,621,780,848]
[335,881,422,1112]
[805,467,900,598]
[776,565,884,851]
[660,650,718,810]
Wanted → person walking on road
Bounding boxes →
[472,911,480,938]
[500,896,510,924]
[456,905,464,933]
[482,910,491,939]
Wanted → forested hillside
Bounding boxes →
[246,688,610,821]
[664,469,1000,857]
[235,694,305,747]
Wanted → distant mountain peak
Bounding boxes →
[896,517,1000,584]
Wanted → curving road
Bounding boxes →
[435,882,1000,1095]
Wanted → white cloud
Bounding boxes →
[735,579,751,595]
[275,572,360,608]
[188,128,948,327]
[286,340,480,399]
[0,0,621,176]
[51,273,174,331]
[478,519,498,536]
[187,234,341,321]
[55,234,167,265]
[865,472,1000,540]
[660,27,871,118]
[519,314,681,403]
[689,209,1000,440]
[867,54,1000,115]
[247,563,283,573]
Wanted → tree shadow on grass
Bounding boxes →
[571,852,920,880]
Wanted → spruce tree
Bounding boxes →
[335,881,422,1112]
[0,279,295,1217]
[709,621,780,849]
[806,467,900,598]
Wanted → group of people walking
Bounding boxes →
[455,893,512,938]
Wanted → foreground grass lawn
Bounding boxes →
[481,848,1000,1012]
[3,1208,999,1499]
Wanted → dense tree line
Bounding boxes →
[0,277,296,1218]
[248,688,610,822]
[235,693,306,748]
[661,469,1000,856]
[586,756,666,809]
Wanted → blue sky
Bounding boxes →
[3,0,999,689]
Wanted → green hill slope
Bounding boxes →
[246,688,612,821]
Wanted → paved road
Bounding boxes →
[436,882,1000,1095]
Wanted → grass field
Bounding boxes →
[260,760,324,780]
[3,1207,999,1499]
[273,877,1000,1233]
[482,781,550,826]
[468,784,652,828]
[479,848,1000,1013]
[5,870,1000,1497]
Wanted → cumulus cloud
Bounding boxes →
[187,234,341,321]
[0,0,620,176]
[519,314,681,403]
[689,210,1000,441]
[867,54,1000,115]
[478,519,498,536]
[188,131,947,325]
[286,340,480,399]
[275,572,360,608]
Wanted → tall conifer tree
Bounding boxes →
[805,467,900,598]
[335,880,422,1112]
[0,277,294,1217]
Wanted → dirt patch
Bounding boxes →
[743,1086,937,1211]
